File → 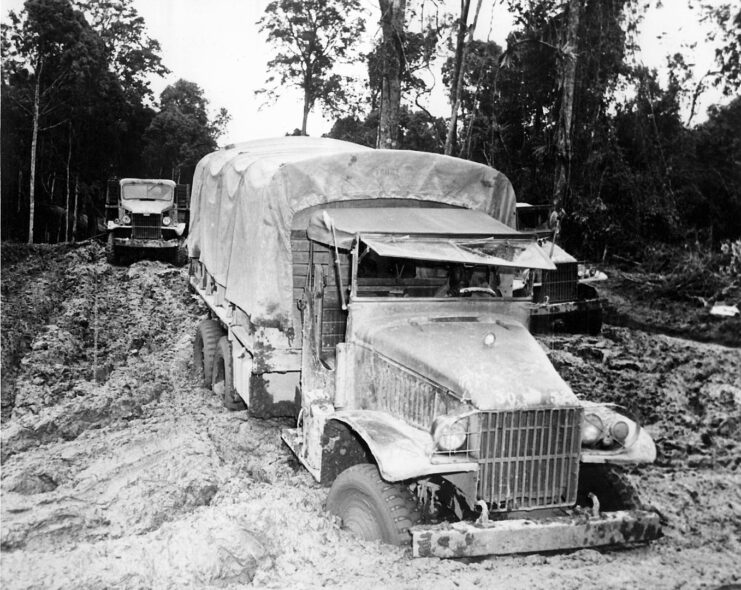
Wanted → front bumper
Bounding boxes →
[112,236,182,249]
[411,509,661,558]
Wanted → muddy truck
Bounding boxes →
[515,203,603,335]
[105,178,190,265]
[187,137,660,558]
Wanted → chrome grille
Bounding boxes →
[132,214,162,240]
[477,408,582,510]
[537,262,578,303]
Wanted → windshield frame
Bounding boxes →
[121,182,175,202]
[348,235,535,303]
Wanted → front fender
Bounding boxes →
[581,427,657,465]
[330,410,478,482]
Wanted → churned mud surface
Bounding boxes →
[2,243,740,589]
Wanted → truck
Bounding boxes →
[105,178,190,265]
[186,137,660,558]
[515,203,604,335]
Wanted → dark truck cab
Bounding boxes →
[516,203,603,335]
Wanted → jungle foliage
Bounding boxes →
[1,0,227,243]
[327,0,741,259]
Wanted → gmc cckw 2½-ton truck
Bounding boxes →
[105,178,190,265]
[186,137,660,558]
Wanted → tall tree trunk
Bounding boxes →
[65,122,72,242]
[17,170,23,214]
[445,0,471,155]
[49,173,56,243]
[553,0,581,209]
[72,175,79,242]
[28,58,43,245]
[301,84,311,136]
[377,0,406,149]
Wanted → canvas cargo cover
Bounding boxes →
[188,137,518,331]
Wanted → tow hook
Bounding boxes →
[589,492,601,517]
[476,500,489,524]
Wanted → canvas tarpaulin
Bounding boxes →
[188,137,518,331]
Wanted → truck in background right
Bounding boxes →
[516,203,604,335]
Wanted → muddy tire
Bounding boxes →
[193,319,223,387]
[577,464,643,511]
[212,336,246,411]
[587,308,603,336]
[105,233,119,265]
[174,243,188,267]
[326,463,420,546]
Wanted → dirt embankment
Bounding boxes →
[1,244,740,589]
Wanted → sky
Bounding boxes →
[0,0,729,147]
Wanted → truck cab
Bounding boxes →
[105,178,190,265]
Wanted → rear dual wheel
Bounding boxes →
[193,319,223,387]
[211,336,246,411]
[193,321,246,410]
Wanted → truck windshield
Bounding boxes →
[122,183,173,201]
[354,247,530,299]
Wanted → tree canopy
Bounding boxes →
[1,0,225,243]
[257,0,366,135]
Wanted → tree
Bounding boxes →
[257,0,365,135]
[444,0,483,156]
[142,80,229,182]
[74,0,168,104]
[552,0,581,209]
[2,0,108,243]
[377,0,407,148]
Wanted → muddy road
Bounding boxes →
[1,244,740,589]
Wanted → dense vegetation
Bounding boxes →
[2,0,739,260]
[327,1,741,259]
[1,0,227,243]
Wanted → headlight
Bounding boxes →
[581,403,640,450]
[432,415,468,452]
[162,216,171,226]
[122,214,131,225]
[581,414,604,445]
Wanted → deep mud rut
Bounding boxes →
[1,244,740,589]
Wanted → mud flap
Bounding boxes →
[411,510,661,558]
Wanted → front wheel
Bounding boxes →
[105,233,119,265]
[326,463,420,545]
[211,336,246,411]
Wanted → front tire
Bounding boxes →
[105,233,119,265]
[212,336,246,411]
[193,319,223,387]
[326,463,420,546]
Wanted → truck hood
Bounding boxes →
[122,200,172,215]
[352,314,577,411]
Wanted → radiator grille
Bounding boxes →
[537,262,578,303]
[477,407,582,510]
[132,214,162,240]
[362,354,463,430]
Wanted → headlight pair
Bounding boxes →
[581,403,639,450]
